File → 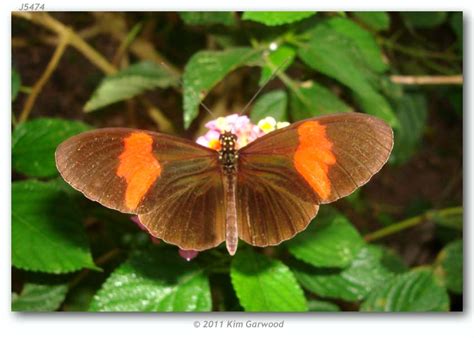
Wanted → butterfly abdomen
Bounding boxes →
[218,131,239,255]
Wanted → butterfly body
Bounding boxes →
[55,113,393,255]
[217,131,240,254]
[218,131,239,174]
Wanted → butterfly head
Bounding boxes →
[218,131,238,174]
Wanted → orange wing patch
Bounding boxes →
[294,121,336,199]
[117,132,161,210]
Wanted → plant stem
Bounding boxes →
[390,75,463,85]
[13,12,175,132]
[364,206,463,242]
[19,86,32,94]
[141,98,175,133]
[18,31,70,123]
[112,22,143,67]
[92,12,181,77]
[380,38,460,61]
[13,12,117,75]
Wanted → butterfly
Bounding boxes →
[55,113,393,255]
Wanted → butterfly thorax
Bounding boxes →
[218,131,238,174]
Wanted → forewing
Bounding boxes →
[237,113,393,246]
[56,128,226,250]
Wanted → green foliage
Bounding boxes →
[183,48,261,128]
[324,17,388,73]
[401,12,448,29]
[361,269,450,311]
[287,208,364,268]
[375,246,409,274]
[289,81,351,120]
[260,44,296,85]
[12,118,91,177]
[90,247,211,311]
[352,12,390,31]
[434,240,463,294]
[12,68,21,101]
[12,283,68,311]
[392,93,428,164]
[432,207,463,231]
[12,180,97,273]
[84,61,179,112]
[250,89,288,122]
[307,299,340,312]
[292,245,394,302]
[450,12,463,46]
[242,11,316,26]
[180,12,236,26]
[297,18,398,126]
[231,249,307,311]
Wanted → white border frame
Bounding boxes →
[2,2,472,338]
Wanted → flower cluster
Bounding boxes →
[196,114,290,150]
[133,114,290,260]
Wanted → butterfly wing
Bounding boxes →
[56,128,226,251]
[237,113,393,246]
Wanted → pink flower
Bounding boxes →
[196,130,222,150]
[179,249,199,261]
[197,114,289,150]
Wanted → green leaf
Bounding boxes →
[183,48,261,128]
[90,247,211,312]
[449,12,463,45]
[392,93,428,164]
[250,89,288,123]
[353,12,390,31]
[289,81,351,121]
[292,245,393,302]
[260,44,296,85]
[180,12,236,26]
[297,21,398,127]
[307,299,340,312]
[376,246,409,274]
[401,12,448,29]
[12,68,21,101]
[84,61,178,112]
[361,268,450,311]
[324,17,388,73]
[231,249,307,311]
[12,283,68,312]
[434,240,463,294]
[12,180,97,273]
[287,208,364,268]
[354,91,398,128]
[242,11,316,26]
[12,118,91,177]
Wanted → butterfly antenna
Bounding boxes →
[239,57,291,116]
[159,62,217,118]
